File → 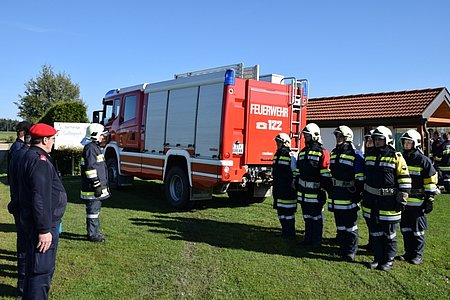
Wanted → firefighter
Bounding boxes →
[397,129,438,265]
[360,129,375,251]
[7,121,32,298]
[439,132,450,193]
[328,126,364,261]
[80,123,111,242]
[294,123,331,247]
[362,126,411,271]
[272,133,297,239]
[17,123,67,299]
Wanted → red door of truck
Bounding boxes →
[244,80,293,165]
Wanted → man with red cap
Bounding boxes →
[17,123,67,300]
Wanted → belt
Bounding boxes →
[409,188,424,194]
[298,178,320,189]
[364,184,396,196]
[332,178,355,188]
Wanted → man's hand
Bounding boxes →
[37,232,53,253]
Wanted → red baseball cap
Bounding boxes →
[29,123,57,139]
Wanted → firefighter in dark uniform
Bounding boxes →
[438,132,450,192]
[7,121,32,298]
[272,133,297,239]
[294,123,331,247]
[363,126,411,271]
[397,129,438,265]
[7,121,32,184]
[80,123,110,242]
[360,129,375,251]
[17,123,67,299]
[328,126,364,261]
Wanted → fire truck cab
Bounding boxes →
[95,64,308,208]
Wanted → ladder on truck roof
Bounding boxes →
[174,63,260,80]
[282,78,309,152]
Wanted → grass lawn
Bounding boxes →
[0,173,449,299]
[0,132,15,143]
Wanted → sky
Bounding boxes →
[1,0,449,121]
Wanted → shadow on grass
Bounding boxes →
[0,249,17,298]
[130,215,344,262]
[0,223,16,233]
[59,232,88,241]
[62,177,254,214]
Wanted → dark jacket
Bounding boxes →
[7,145,29,215]
[328,142,365,210]
[272,146,296,200]
[362,146,411,223]
[7,138,26,184]
[80,141,110,200]
[17,146,67,234]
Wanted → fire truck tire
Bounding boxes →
[164,166,190,209]
[106,156,120,189]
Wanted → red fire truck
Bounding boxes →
[93,64,308,208]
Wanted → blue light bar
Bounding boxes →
[105,89,117,97]
[224,69,235,86]
[302,81,308,97]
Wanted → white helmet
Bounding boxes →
[364,129,375,139]
[371,126,394,146]
[334,125,353,143]
[401,129,421,148]
[83,123,106,143]
[302,123,322,144]
[275,133,291,148]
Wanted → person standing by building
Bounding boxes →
[17,123,67,299]
[438,132,450,193]
[362,126,411,271]
[294,123,331,248]
[80,124,111,242]
[397,129,438,265]
[272,133,297,239]
[328,126,364,262]
[7,121,32,298]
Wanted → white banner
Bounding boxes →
[54,122,90,150]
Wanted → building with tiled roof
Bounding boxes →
[306,87,450,153]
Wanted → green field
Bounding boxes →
[0,132,15,143]
[0,174,449,299]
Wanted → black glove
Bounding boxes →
[422,198,434,214]
[318,190,327,205]
[92,180,102,198]
[351,192,362,204]
[395,192,408,212]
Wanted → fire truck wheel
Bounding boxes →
[164,166,190,209]
[106,156,120,189]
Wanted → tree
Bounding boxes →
[39,101,89,125]
[15,65,83,123]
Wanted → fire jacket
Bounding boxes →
[17,146,67,234]
[294,141,331,203]
[328,142,365,211]
[362,146,411,223]
[403,149,438,207]
[80,141,110,200]
[272,146,296,204]
[438,140,450,172]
